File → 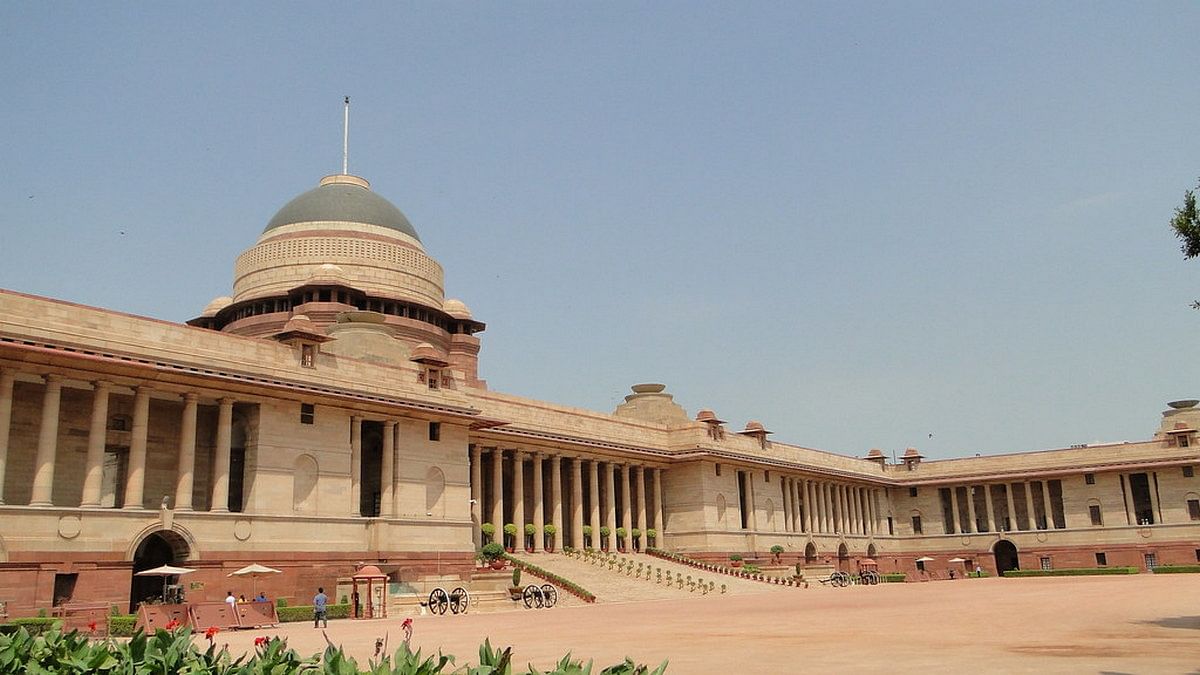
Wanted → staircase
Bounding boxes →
[510,552,782,604]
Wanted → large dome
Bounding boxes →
[264,174,420,241]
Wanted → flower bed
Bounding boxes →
[502,553,597,603]
[1001,567,1139,577]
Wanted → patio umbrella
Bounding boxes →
[134,565,196,601]
[227,564,282,599]
[915,556,935,562]
[948,557,967,563]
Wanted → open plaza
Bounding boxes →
[209,574,1200,673]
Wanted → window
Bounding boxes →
[1185,466,1195,478]
[1088,504,1103,526]
[301,344,315,368]
[764,471,770,483]
[427,368,440,389]
[911,515,923,534]
[1095,552,1107,566]
[715,463,722,477]
[300,403,314,425]
[1181,435,1191,448]
[1188,499,1200,521]
[1084,473,1095,485]
[1195,548,1200,563]
[909,487,918,497]
[1144,553,1158,569]
[1040,557,1052,571]
[428,421,440,442]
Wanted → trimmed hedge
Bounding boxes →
[502,553,596,603]
[1150,565,1200,574]
[1002,567,1139,577]
[277,603,350,623]
[109,615,137,637]
[3,618,61,636]
[881,573,906,583]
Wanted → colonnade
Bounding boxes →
[942,481,1063,534]
[470,446,665,552]
[0,369,239,511]
[778,476,883,536]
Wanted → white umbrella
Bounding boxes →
[134,565,196,602]
[948,557,967,563]
[915,556,935,562]
[227,564,282,599]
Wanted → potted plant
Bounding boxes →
[632,528,642,552]
[503,523,518,552]
[480,522,496,544]
[646,528,657,547]
[599,525,611,551]
[770,545,785,564]
[582,525,593,549]
[543,523,558,552]
[729,553,744,568]
[481,542,506,570]
[508,566,524,600]
[616,527,628,552]
[524,523,536,552]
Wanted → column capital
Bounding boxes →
[182,392,199,403]
[218,396,235,406]
[384,419,397,429]
[92,379,112,391]
[43,373,62,385]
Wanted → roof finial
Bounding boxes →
[342,96,350,175]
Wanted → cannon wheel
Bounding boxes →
[863,570,880,585]
[831,571,850,587]
[522,584,543,609]
[449,587,470,614]
[541,584,557,608]
[428,587,449,615]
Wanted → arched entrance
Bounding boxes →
[804,542,817,563]
[993,540,1019,575]
[837,543,849,570]
[129,531,190,612]
[866,543,877,559]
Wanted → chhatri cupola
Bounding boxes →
[189,173,486,387]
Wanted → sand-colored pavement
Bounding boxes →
[213,574,1200,673]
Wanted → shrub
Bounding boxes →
[646,528,657,540]
[481,542,505,561]
[543,523,557,535]
[108,615,137,637]
[6,618,60,635]
[511,567,522,588]
[882,573,907,583]
[728,554,743,562]
[277,603,351,623]
[770,545,785,555]
[503,553,597,603]
[599,526,611,537]
[582,525,592,536]
[1150,565,1200,574]
[503,523,518,537]
[480,522,496,541]
[632,528,642,538]
[275,597,288,608]
[1002,567,1139,577]
[524,523,536,536]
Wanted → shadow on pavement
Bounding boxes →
[1141,615,1200,630]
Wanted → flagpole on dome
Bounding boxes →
[342,95,350,175]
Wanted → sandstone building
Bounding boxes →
[0,172,1197,615]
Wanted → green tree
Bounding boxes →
[1171,181,1200,259]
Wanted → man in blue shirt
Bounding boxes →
[313,587,328,628]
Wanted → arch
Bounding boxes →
[867,543,877,559]
[836,542,849,571]
[993,539,1019,574]
[293,454,319,514]
[425,466,446,517]
[129,529,193,612]
[125,523,198,562]
[716,494,728,529]
[804,541,817,563]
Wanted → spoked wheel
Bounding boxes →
[522,585,543,609]
[863,570,880,586]
[449,587,470,615]
[831,571,850,588]
[540,584,557,608]
[428,587,449,615]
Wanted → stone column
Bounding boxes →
[983,484,996,533]
[531,452,544,552]
[174,393,198,511]
[569,456,584,549]
[838,484,848,533]
[380,421,395,517]
[552,455,566,550]
[604,462,617,550]
[826,483,836,533]
[490,449,504,530]
[1004,484,1017,532]
[588,461,601,548]
[79,380,111,507]
[619,464,633,549]
[635,466,648,549]
[949,486,960,534]
[866,488,875,535]
[351,417,363,516]
[123,386,152,510]
[653,467,664,535]
[781,478,792,532]
[1148,473,1162,525]
[801,480,811,533]
[210,397,233,512]
[1120,475,1135,525]
[512,451,525,547]
[470,445,482,548]
[967,486,981,533]
[852,487,862,534]
[1024,481,1037,530]
[1039,481,1052,529]
[29,375,63,506]
[817,482,827,533]
[0,370,15,505]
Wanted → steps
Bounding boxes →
[510,552,783,604]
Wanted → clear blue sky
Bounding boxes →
[2,3,1199,459]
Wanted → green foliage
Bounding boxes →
[794,562,803,576]
[276,597,289,608]
[881,573,907,583]
[1150,564,1200,574]
[615,527,627,539]
[512,567,522,588]
[503,553,597,603]
[525,523,537,536]
[742,564,761,574]
[481,522,497,537]
[108,615,137,637]
[5,617,61,636]
[582,526,592,536]
[1172,181,1200,259]
[769,545,784,555]
[645,529,656,540]
[503,523,519,536]
[599,526,610,537]
[1002,567,1139,577]
[631,528,641,538]
[481,542,505,561]
[543,523,558,535]
[277,603,351,623]
[728,554,742,562]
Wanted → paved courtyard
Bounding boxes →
[213,574,1200,673]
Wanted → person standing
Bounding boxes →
[224,591,237,611]
[313,587,329,628]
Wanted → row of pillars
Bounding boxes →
[944,481,1060,534]
[0,369,238,511]
[778,476,883,536]
[470,446,665,552]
